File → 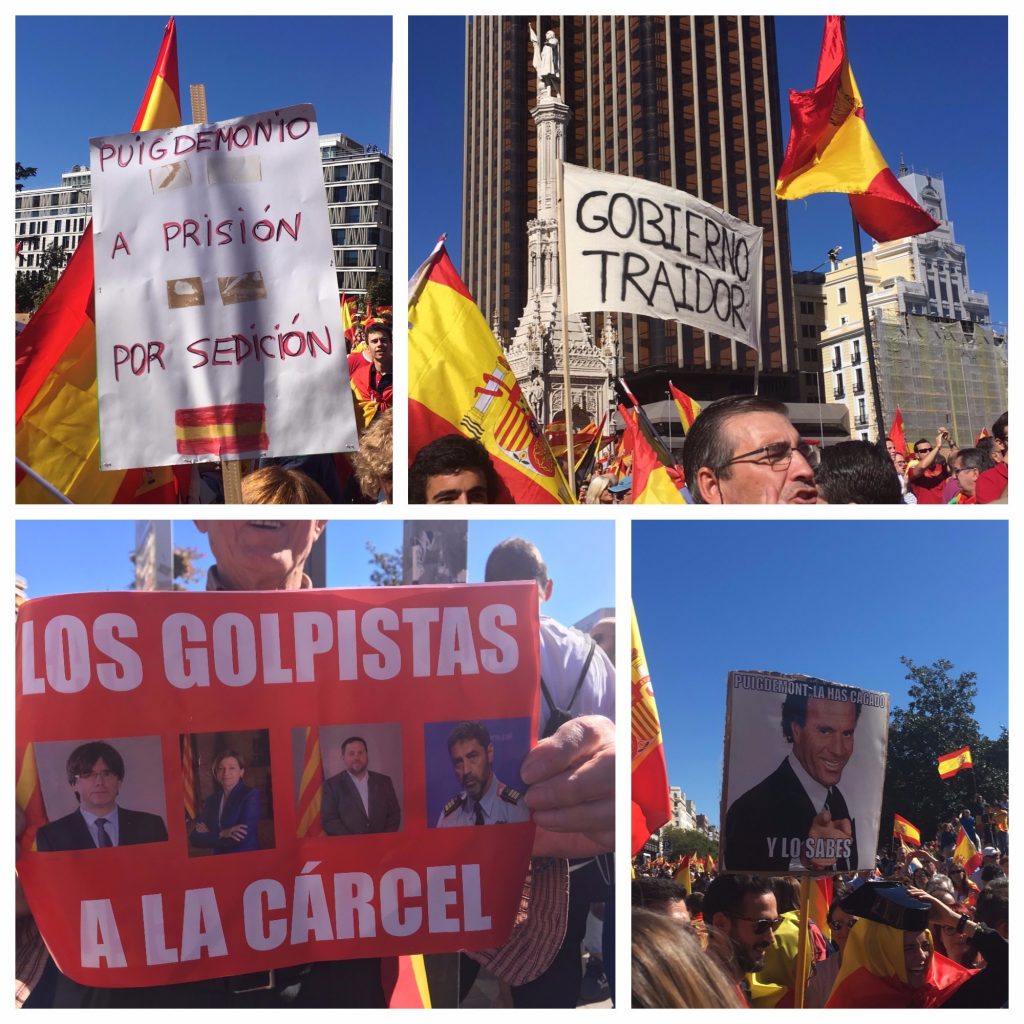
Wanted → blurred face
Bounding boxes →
[72,758,120,815]
[343,741,368,778]
[701,412,817,504]
[449,738,493,799]
[665,899,690,924]
[955,463,980,496]
[215,756,244,793]
[894,454,907,474]
[366,330,392,370]
[424,469,489,504]
[724,892,779,973]
[829,909,858,954]
[791,698,857,787]
[195,520,326,591]
[902,930,932,988]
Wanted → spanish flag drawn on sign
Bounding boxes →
[631,604,672,854]
[15,18,182,504]
[938,745,973,779]
[892,813,921,847]
[408,241,574,504]
[775,16,939,243]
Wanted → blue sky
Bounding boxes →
[632,520,1008,828]
[16,519,614,629]
[16,16,393,182]
[410,15,1007,328]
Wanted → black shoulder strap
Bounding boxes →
[540,637,596,716]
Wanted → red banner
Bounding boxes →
[16,583,540,987]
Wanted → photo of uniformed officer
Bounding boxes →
[425,718,532,828]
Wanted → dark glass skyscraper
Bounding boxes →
[462,15,799,403]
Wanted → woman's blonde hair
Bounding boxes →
[350,408,393,501]
[585,474,614,504]
[632,908,743,1008]
[241,466,330,504]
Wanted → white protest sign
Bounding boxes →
[91,104,357,469]
[720,671,889,875]
[561,162,763,350]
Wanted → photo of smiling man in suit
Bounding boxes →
[320,735,401,836]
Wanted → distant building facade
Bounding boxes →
[15,135,391,302]
[810,169,1006,442]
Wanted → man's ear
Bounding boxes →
[541,579,553,602]
[313,520,328,541]
[695,467,720,503]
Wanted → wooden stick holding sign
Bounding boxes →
[556,159,575,489]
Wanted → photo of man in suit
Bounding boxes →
[35,741,168,852]
[724,691,861,872]
[320,736,401,835]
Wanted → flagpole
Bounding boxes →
[851,206,885,438]
[556,158,575,488]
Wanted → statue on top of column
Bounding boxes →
[529,23,560,99]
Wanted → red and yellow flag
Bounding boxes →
[889,405,909,456]
[16,743,47,854]
[341,293,358,343]
[953,826,983,875]
[938,746,973,779]
[668,382,701,433]
[408,242,574,503]
[631,603,671,854]
[673,853,692,895]
[893,813,921,847]
[181,734,197,821]
[632,420,685,504]
[296,726,325,839]
[381,955,432,1008]
[15,18,182,503]
[776,17,939,242]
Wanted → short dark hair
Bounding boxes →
[974,877,1008,930]
[814,441,903,504]
[341,736,367,754]
[447,720,491,753]
[366,323,392,342]
[212,748,247,774]
[991,412,1007,444]
[409,434,496,503]
[956,447,988,473]
[771,876,801,914]
[980,864,1004,884]
[703,873,773,924]
[66,741,125,788]
[483,537,548,587]
[685,891,705,918]
[913,438,930,449]
[781,688,862,743]
[681,395,791,504]
[631,876,688,911]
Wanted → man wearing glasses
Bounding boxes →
[682,395,818,503]
[36,741,168,851]
[703,874,780,1000]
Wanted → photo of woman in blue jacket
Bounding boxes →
[189,749,261,854]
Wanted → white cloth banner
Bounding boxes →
[91,104,357,470]
[561,163,763,350]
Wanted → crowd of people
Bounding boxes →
[410,398,1008,505]
[632,805,1009,1008]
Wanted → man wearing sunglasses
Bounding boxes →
[682,395,818,504]
[703,874,780,1000]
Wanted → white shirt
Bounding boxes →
[539,616,616,734]
[348,771,370,816]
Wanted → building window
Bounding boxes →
[839,316,848,326]
[855,368,864,392]
[858,398,866,421]
[837,286,847,304]
[853,338,861,363]
[832,346,842,370]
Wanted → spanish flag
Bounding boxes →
[408,241,574,503]
[776,17,939,243]
[15,18,181,503]
[180,734,197,822]
[952,826,983,877]
[341,293,358,343]
[16,743,47,854]
[888,406,909,456]
[938,746,973,779]
[632,418,685,504]
[893,813,921,847]
[631,604,672,854]
[668,381,701,433]
[673,853,692,895]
